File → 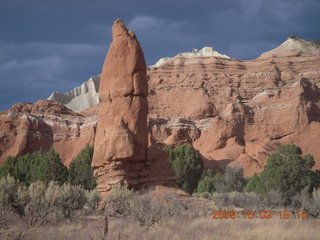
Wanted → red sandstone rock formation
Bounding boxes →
[0,100,96,165]
[92,19,175,194]
[1,33,320,181]
[147,37,320,118]
[151,78,320,176]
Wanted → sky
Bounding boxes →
[0,0,320,111]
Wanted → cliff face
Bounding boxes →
[1,35,320,179]
[147,38,320,119]
[0,100,96,165]
[47,38,320,117]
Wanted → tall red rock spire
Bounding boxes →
[92,19,175,195]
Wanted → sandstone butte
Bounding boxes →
[0,23,320,184]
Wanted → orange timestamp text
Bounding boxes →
[210,210,308,220]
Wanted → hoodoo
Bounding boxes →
[92,19,175,195]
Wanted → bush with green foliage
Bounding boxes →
[166,144,203,194]
[197,169,216,193]
[245,144,316,204]
[0,149,68,185]
[68,145,96,190]
[0,156,17,179]
[0,176,98,225]
[197,166,246,194]
[30,149,68,185]
[223,166,247,192]
[0,146,96,189]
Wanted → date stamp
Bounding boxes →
[210,210,308,220]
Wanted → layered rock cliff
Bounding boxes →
[0,100,96,165]
[1,33,320,179]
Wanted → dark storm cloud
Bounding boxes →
[0,0,319,110]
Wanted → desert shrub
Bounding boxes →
[197,169,216,194]
[104,183,134,217]
[263,189,286,208]
[208,192,261,209]
[55,183,87,218]
[0,177,91,225]
[163,192,191,217]
[17,185,30,212]
[24,181,50,225]
[307,188,320,217]
[227,192,261,209]
[24,181,88,225]
[199,166,246,194]
[223,166,246,192]
[166,144,203,194]
[0,175,19,211]
[211,172,226,193]
[44,181,61,206]
[245,173,262,193]
[131,194,166,226]
[290,187,310,210]
[209,192,229,207]
[245,144,316,204]
[86,190,101,210]
[68,145,96,190]
[312,188,320,207]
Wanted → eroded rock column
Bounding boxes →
[92,19,175,195]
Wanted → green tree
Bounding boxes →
[29,149,68,185]
[13,154,32,184]
[197,169,216,193]
[166,144,203,194]
[224,166,246,192]
[198,166,246,193]
[245,144,316,204]
[0,149,68,185]
[0,156,17,179]
[68,145,96,190]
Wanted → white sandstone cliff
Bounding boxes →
[48,75,100,112]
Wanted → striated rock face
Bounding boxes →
[0,100,96,165]
[147,38,320,119]
[51,38,320,119]
[2,34,320,180]
[149,78,320,176]
[92,19,175,194]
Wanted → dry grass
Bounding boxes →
[105,217,320,240]
[1,211,320,240]
[1,185,320,240]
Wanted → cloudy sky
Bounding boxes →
[1,0,319,111]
